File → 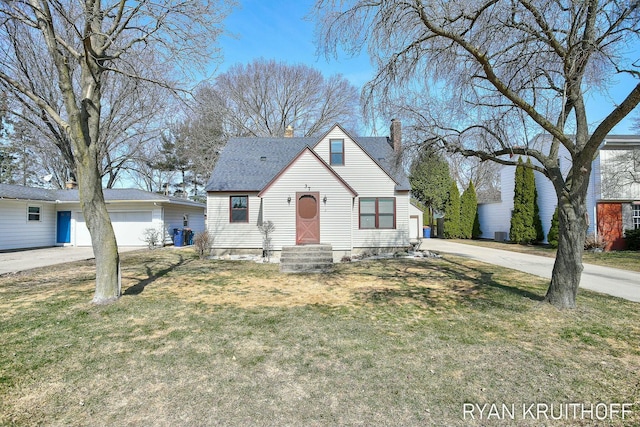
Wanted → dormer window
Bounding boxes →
[330,139,344,165]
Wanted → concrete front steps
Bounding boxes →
[280,244,334,273]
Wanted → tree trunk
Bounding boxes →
[544,192,588,309]
[77,158,121,304]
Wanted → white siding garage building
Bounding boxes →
[0,184,205,251]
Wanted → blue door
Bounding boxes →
[57,211,71,243]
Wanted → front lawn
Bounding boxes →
[1,248,638,426]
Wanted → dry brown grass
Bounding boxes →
[1,248,639,426]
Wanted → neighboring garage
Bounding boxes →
[75,211,154,247]
[0,184,206,251]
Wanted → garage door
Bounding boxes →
[75,211,153,246]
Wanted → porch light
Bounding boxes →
[287,196,292,203]
[323,195,327,203]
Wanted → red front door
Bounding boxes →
[296,192,320,245]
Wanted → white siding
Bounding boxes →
[599,149,640,200]
[477,202,510,240]
[207,192,263,250]
[478,162,515,240]
[315,127,398,194]
[0,200,56,250]
[260,149,355,250]
[315,126,410,249]
[164,204,206,236]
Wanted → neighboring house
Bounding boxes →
[0,184,205,251]
[205,122,421,260]
[478,134,640,250]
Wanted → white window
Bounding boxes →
[27,206,41,222]
[183,214,189,227]
[633,204,640,230]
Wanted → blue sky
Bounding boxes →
[216,0,372,88]
[215,0,638,134]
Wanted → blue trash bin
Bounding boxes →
[423,226,431,238]
[174,228,184,247]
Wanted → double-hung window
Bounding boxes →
[359,198,395,229]
[230,196,248,223]
[330,139,344,165]
[633,204,640,230]
[27,206,41,222]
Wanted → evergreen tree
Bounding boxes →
[0,144,17,184]
[409,146,452,227]
[473,209,482,239]
[510,157,537,243]
[510,157,526,242]
[460,180,478,239]
[548,207,560,248]
[444,180,461,238]
[533,186,545,243]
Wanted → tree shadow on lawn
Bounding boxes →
[357,258,544,309]
[123,254,188,296]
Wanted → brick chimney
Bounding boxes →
[390,119,402,154]
[284,125,294,138]
[65,180,78,190]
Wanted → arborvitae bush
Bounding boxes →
[533,186,545,243]
[460,180,478,239]
[548,207,559,248]
[624,228,640,251]
[510,157,541,244]
[444,181,461,238]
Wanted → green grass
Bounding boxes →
[450,238,640,272]
[1,248,639,426]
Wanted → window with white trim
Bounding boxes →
[183,214,189,227]
[27,206,41,222]
[633,204,640,230]
[330,139,344,165]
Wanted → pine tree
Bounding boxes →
[460,180,478,239]
[409,147,452,227]
[444,181,461,238]
[548,207,560,248]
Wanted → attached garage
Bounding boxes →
[75,211,154,246]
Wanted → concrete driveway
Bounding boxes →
[0,246,146,275]
[420,239,640,303]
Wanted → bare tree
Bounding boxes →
[313,0,640,308]
[212,58,362,137]
[2,21,173,189]
[0,0,233,304]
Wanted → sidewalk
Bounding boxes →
[420,239,640,303]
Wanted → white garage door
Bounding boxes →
[410,215,420,240]
[75,211,153,246]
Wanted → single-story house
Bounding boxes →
[478,134,640,250]
[205,121,422,260]
[0,184,206,251]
